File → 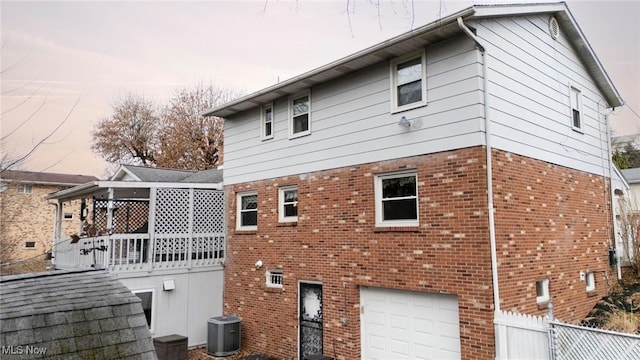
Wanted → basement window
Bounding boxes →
[536,278,550,304]
[586,272,596,292]
[25,241,36,249]
[266,269,283,288]
[133,289,155,331]
[63,213,74,220]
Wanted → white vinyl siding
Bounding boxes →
[289,92,311,138]
[222,37,483,185]
[474,15,609,176]
[391,50,427,113]
[262,103,274,140]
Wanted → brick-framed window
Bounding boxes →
[585,271,596,292]
[21,184,33,194]
[390,49,427,113]
[262,103,274,140]
[374,170,419,227]
[536,278,550,304]
[289,92,311,138]
[266,269,283,289]
[236,191,258,231]
[278,186,298,223]
[569,85,583,132]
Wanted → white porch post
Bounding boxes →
[187,188,194,269]
[148,187,156,270]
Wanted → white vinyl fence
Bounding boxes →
[495,308,640,360]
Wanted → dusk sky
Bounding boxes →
[2,0,639,177]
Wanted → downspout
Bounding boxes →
[457,17,501,313]
[603,108,622,280]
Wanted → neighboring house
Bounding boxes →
[0,170,97,274]
[47,165,225,347]
[617,167,640,265]
[0,269,156,359]
[203,2,623,359]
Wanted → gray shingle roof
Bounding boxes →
[121,165,222,183]
[621,168,640,184]
[1,170,98,186]
[0,269,156,359]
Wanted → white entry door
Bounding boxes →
[360,287,461,360]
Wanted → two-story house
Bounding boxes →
[204,3,623,359]
[0,170,97,274]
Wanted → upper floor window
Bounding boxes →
[375,171,418,227]
[570,86,583,131]
[21,184,33,194]
[262,103,274,140]
[391,50,427,113]
[237,191,258,230]
[279,186,298,222]
[289,92,311,138]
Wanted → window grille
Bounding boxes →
[266,269,283,288]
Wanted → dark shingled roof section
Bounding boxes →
[0,269,157,360]
[123,165,222,183]
[1,170,98,185]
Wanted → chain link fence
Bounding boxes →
[550,320,640,360]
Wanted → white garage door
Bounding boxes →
[360,287,461,360]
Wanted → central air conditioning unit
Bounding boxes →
[207,315,241,357]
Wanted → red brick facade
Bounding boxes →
[223,146,613,359]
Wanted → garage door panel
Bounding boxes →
[361,288,461,359]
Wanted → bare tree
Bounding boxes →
[92,93,160,167]
[155,83,241,170]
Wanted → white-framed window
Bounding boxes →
[21,184,33,194]
[266,269,284,288]
[569,85,583,131]
[262,103,274,140]
[536,278,550,304]
[390,50,427,113]
[236,191,258,230]
[25,241,36,249]
[289,92,311,138]
[374,170,419,227]
[63,213,74,220]
[132,289,155,332]
[278,186,298,222]
[586,271,596,292]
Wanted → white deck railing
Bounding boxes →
[53,233,225,272]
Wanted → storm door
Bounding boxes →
[299,282,323,359]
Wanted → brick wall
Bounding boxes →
[223,146,613,360]
[492,150,613,320]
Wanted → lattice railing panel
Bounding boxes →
[155,189,190,234]
[551,320,640,360]
[92,199,149,234]
[193,190,225,233]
